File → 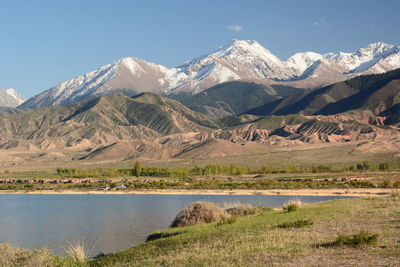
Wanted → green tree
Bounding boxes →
[134,161,142,177]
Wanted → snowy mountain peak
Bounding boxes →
[0,86,25,107]
[213,39,281,65]
[21,40,400,109]
[358,42,397,56]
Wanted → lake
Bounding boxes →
[0,194,352,256]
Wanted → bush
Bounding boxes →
[255,205,274,212]
[276,219,313,229]
[0,244,53,266]
[225,204,256,217]
[283,199,302,212]
[329,231,378,247]
[170,202,230,228]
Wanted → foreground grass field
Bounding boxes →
[90,196,400,266]
[2,194,399,266]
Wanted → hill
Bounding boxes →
[0,87,398,163]
[0,93,218,150]
[245,68,400,116]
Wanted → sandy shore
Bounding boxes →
[0,188,395,197]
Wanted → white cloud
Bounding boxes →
[313,18,327,27]
[228,25,243,32]
[282,29,288,35]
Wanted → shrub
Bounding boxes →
[146,231,186,242]
[170,201,230,228]
[225,204,256,217]
[328,231,378,247]
[255,205,274,212]
[276,219,314,229]
[283,199,302,212]
[0,244,53,266]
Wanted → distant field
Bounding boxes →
[0,142,398,173]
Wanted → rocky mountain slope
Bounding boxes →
[0,93,218,151]
[245,68,400,116]
[0,86,25,107]
[21,40,400,109]
[169,81,302,118]
[1,91,399,162]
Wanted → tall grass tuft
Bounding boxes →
[282,199,302,212]
[65,241,86,262]
[390,189,399,200]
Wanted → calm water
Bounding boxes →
[0,194,352,256]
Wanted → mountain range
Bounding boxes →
[18,40,400,109]
[0,41,399,163]
[0,69,398,162]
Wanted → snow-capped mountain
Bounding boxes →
[0,86,25,107]
[21,58,189,108]
[21,40,400,109]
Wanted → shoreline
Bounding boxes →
[0,188,395,197]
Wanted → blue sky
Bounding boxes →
[1,0,399,98]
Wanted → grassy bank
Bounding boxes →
[90,196,400,266]
[2,195,399,266]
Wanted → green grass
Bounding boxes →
[89,197,400,266]
[325,231,378,247]
[276,219,314,229]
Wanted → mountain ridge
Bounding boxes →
[244,68,400,117]
[20,40,400,109]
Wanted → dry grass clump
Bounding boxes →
[171,201,230,228]
[390,189,400,200]
[65,241,86,262]
[0,243,53,267]
[283,199,302,212]
[225,204,256,217]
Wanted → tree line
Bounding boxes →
[56,160,395,178]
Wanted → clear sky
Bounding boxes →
[1,0,399,98]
